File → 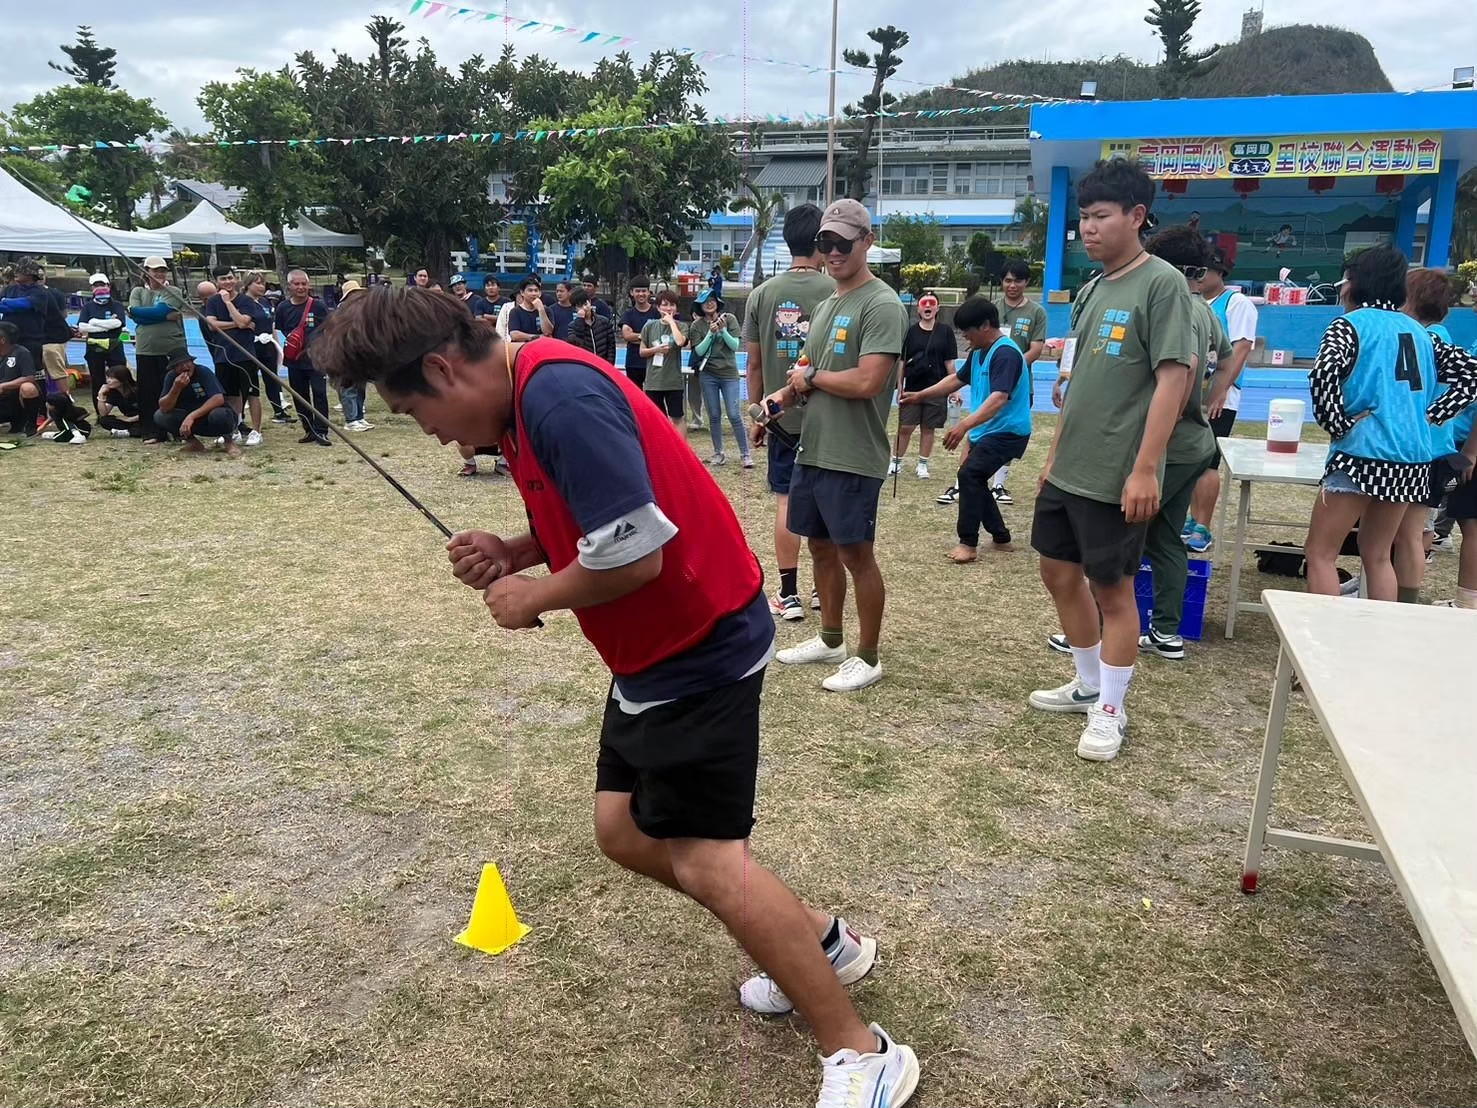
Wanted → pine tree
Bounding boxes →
[49,26,118,89]
[840,27,909,202]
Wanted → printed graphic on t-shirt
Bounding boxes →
[773,299,812,365]
[1093,309,1132,357]
[831,315,851,355]
[1012,318,1031,339]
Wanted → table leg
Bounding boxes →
[1216,463,1231,550]
[1224,479,1252,639]
[1242,645,1293,894]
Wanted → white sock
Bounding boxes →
[918,454,930,463]
[1457,586,1477,610]
[992,465,1010,488]
[1099,662,1134,715]
[1070,643,1101,690]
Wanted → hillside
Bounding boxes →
[895,24,1394,119]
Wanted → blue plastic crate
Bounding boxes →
[1133,559,1212,641]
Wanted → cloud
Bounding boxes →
[4,3,1474,136]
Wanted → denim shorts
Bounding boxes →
[1321,469,1366,495]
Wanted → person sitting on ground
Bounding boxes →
[40,393,92,444]
[155,350,241,457]
[900,296,1029,562]
[567,286,617,365]
[0,321,44,435]
[97,366,143,437]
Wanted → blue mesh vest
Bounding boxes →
[1209,289,1242,386]
[970,335,1033,442]
[1332,308,1438,465]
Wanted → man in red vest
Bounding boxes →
[311,286,918,1108]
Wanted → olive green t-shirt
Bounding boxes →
[994,297,1048,359]
[1166,297,1233,467]
[797,277,907,478]
[742,268,837,434]
[639,318,685,391]
[127,284,188,356]
[1048,255,1196,503]
[692,313,741,379]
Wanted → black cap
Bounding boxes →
[166,349,196,370]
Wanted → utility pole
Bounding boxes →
[825,0,839,207]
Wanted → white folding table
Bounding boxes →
[1243,590,1477,1054]
[1216,437,1330,639]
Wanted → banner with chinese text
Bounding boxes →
[1102,133,1442,179]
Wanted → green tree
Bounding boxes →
[1145,0,1218,94]
[881,213,943,266]
[10,84,169,229]
[520,52,741,308]
[840,27,908,201]
[49,25,118,88]
[198,69,326,285]
[729,181,785,285]
[1012,194,1049,261]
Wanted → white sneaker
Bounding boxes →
[1027,677,1099,714]
[916,459,930,479]
[245,430,263,446]
[887,457,901,476]
[41,430,61,440]
[63,428,87,445]
[822,656,884,692]
[110,428,132,438]
[356,419,374,430]
[740,919,878,1015]
[816,1023,919,1108]
[777,636,848,666]
[1077,704,1127,761]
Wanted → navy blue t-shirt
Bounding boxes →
[520,361,772,701]
[162,365,225,405]
[205,293,254,363]
[506,304,543,339]
[620,306,662,373]
[547,303,576,341]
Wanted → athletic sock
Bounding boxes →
[820,917,841,955]
[1397,586,1421,604]
[856,647,879,666]
[820,626,844,649]
[1456,586,1477,610]
[1069,643,1102,689]
[779,567,798,598]
[1099,662,1134,715]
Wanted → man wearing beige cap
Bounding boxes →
[127,257,188,443]
[765,198,907,694]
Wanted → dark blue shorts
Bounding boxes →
[786,464,883,546]
[767,434,798,494]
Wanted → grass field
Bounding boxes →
[3,402,1474,1107]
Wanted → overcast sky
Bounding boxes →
[3,1,1475,137]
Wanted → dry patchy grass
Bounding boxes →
[2,405,1473,1107]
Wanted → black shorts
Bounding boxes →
[595,668,763,840]
[83,343,127,369]
[1031,480,1148,585]
[786,464,883,546]
[647,388,684,419]
[1207,409,1237,468]
[1445,474,1477,520]
[899,396,947,429]
[216,361,259,399]
[767,434,798,494]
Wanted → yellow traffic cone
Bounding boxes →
[453,863,531,955]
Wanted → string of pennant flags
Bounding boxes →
[405,0,1080,105]
[2,101,1040,157]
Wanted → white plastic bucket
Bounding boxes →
[1267,398,1305,453]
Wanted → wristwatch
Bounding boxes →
[803,362,819,387]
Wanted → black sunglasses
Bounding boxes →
[816,233,858,256]
[1180,265,1209,281]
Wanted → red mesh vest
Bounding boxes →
[500,339,762,676]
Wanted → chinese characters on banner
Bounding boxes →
[1101,133,1443,179]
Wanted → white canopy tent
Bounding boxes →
[0,166,173,259]
[283,214,362,249]
[161,201,270,248]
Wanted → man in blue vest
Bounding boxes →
[900,296,1031,562]
[1185,249,1258,551]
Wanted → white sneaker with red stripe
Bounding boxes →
[739,919,877,1015]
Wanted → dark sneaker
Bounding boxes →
[1046,633,1071,655]
[991,486,1013,505]
[1138,627,1186,661]
[935,484,959,505]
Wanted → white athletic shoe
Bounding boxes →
[823,656,884,692]
[816,1024,919,1108]
[740,920,878,1015]
[109,428,132,438]
[915,459,930,480]
[887,456,901,476]
[244,430,263,446]
[356,419,375,430]
[777,636,848,666]
[1028,677,1099,714]
[1077,704,1127,762]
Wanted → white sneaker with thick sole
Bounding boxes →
[1077,704,1127,761]
[822,656,884,692]
[1028,677,1099,713]
[777,636,848,666]
[740,920,878,1015]
[887,457,901,476]
[245,430,263,446]
[916,460,930,479]
[816,1023,919,1108]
